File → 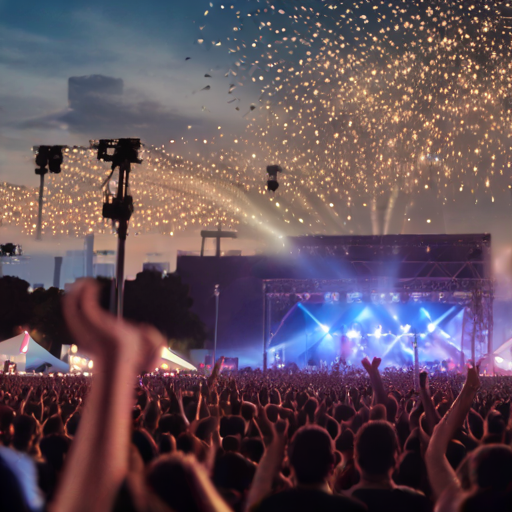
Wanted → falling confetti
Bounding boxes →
[4,1,512,239]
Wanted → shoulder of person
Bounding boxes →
[394,485,428,498]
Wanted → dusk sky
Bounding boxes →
[2,0,512,280]
[0,0,261,184]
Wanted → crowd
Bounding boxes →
[1,280,512,512]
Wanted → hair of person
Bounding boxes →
[355,420,399,476]
[158,413,188,439]
[132,429,158,465]
[265,404,280,423]
[335,428,354,453]
[222,435,240,453]
[240,402,257,422]
[219,416,245,438]
[334,404,356,423]
[12,414,37,452]
[146,453,204,512]
[288,425,335,485]
[369,404,387,421]
[158,433,176,454]
[42,414,64,437]
[213,452,256,493]
[241,438,264,464]
[39,434,71,472]
[469,444,512,491]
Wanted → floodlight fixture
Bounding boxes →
[34,145,65,175]
[0,243,22,256]
[266,164,282,192]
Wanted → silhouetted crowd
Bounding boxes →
[1,280,512,512]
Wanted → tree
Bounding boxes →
[29,287,72,358]
[0,276,32,341]
[123,271,206,350]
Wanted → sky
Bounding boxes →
[0,0,259,184]
[2,0,512,284]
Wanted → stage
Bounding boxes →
[263,234,493,371]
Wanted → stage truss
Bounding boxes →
[262,234,493,372]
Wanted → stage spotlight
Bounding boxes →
[347,292,363,303]
[347,329,359,339]
[393,315,398,321]
[374,326,382,339]
[321,324,330,333]
[400,324,411,334]
[427,323,436,333]
[495,356,504,364]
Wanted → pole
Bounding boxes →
[115,160,129,317]
[84,234,94,277]
[216,224,221,257]
[460,307,468,369]
[53,256,63,289]
[488,296,494,376]
[262,282,267,372]
[116,223,127,316]
[413,333,420,391]
[305,330,308,369]
[471,313,477,365]
[36,173,45,240]
[214,284,220,366]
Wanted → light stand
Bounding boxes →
[34,145,64,240]
[92,139,142,316]
[213,284,220,366]
[413,331,420,391]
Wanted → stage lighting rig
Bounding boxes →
[91,138,143,316]
[266,165,282,192]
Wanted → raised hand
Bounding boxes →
[419,371,429,390]
[62,279,165,374]
[361,357,381,374]
[465,363,481,391]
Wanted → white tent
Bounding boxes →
[493,338,512,372]
[0,332,69,373]
[159,346,197,372]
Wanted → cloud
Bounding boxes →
[15,74,212,144]
[0,4,256,185]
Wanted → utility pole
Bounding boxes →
[92,139,142,317]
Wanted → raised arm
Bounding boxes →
[425,364,480,506]
[361,357,387,406]
[51,280,164,512]
[245,419,288,512]
[419,371,441,435]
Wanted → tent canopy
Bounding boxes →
[0,332,69,373]
[160,347,196,371]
